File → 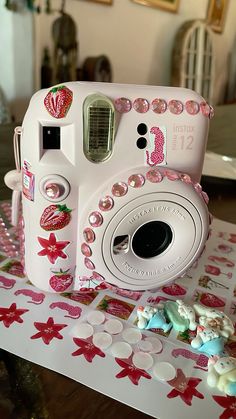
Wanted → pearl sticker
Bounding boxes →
[104,319,123,334]
[72,323,94,339]
[122,328,142,344]
[144,337,163,354]
[132,352,154,371]
[87,310,105,325]
[110,341,133,358]
[92,332,112,350]
[137,340,153,352]
[153,362,176,381]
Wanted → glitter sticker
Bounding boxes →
[146,126,166,166]
[22,160,35,201]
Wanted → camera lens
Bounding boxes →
[132,221,172,259]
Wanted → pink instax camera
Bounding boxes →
[5,82,212,293]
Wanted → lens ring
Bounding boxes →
[132,221,173,259]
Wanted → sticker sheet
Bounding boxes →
[1,201,236,419]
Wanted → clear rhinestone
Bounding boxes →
[89,211,103,227]
[168,100,183,115]
[112,182,128,197]
[83,228,95,243]
[133,98,149,113]
[128,174,145,188]
[115,97,132,113]
[152,99,167,114]
[146,169,163,183]
[81,243,92,257]
[99,196,114,211]
[185,100,199,115]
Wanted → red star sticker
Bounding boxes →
[167,368,204,406]
[72,337,105,363]
[0,302,29,328]
[37,233,70,264]
[31,317,67,345]
[213,395,236,419]
[115,357,151,386]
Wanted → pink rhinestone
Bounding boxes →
[99,196,114,211]
[9,250,19,257]
[168,100,183,115]
[200,102,211,117]
[164,170,180,181]
[115,97,132,113]
[89,211,103,227]
[92,271,105,281]
[146,169,163,183]
[83,228,95,243]
[81,243,92,257]
[209,105,214,119]
[133,98,149,113]
[201,191,209,204]
[112,182,128,197]
[152,98,167,114]
[128,174,145,188]
[45,183,61,199]
[84,258,95,270]
[185,100,199,115]
[180,173,192,184]
[194,183,202,194]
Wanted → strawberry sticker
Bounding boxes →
[161,283,187,296]
[49,269,73,292]
[40,204,72,231]
[193,290,225,308]
[44,85,73,118]
[0,260,25,278]
[66,291,98,305]
[96,295,135,320]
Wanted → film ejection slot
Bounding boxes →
[83,93,115,162]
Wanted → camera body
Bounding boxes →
[17,82,211,293]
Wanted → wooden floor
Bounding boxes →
[0,176,236,419]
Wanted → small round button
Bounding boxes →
[39,175,70,202]
[136,137,147,149]
[137,123,148,135]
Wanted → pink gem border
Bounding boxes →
[114,97,214,118]
[81,168,210,283]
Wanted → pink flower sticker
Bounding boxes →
[37,233,70,264]
[115,357,151,386]
[72,337,105,363]
[0,302,29,328]
[167,368,204,406]
[31,317,67,345]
